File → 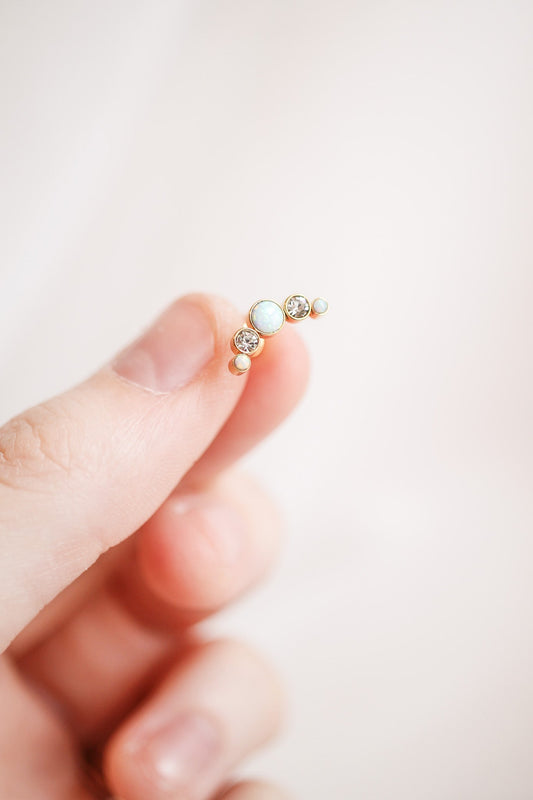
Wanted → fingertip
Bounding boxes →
[247,323,311,417]
[138,494,248,610]
[186,293,311,404]
[180,293,245,360]
[137,473,282,614]
[103,640,285,800]
[182,323,310,488]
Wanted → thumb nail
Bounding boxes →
[113,298,215,393]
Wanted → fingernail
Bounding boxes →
[113,298,215,393]
[137,711,221,794]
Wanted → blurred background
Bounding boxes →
[1,1,533,797]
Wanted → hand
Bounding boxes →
[0,295,308,800]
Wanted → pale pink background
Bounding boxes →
[1,2,532,797]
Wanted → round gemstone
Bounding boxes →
[312,297,328,315]
[285,294,311,320]
[234,327,260,354]
[233,353,251,373]
[249,300,285,337]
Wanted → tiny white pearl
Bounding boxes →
[312,297,328,315]
[233,353,251,372]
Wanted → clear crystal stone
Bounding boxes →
[234,327,260,354]
[285,295,310,319]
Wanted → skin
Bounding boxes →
[0,294,307,800]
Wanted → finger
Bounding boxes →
[0,294,248,648]
[12,462,280,663]
[182,323,310,488]
[19,573,183,743]
[9,543,122,657]
[104,640,284,800]
[217,782,293,800]
[18,473,281,741]
[136,469,282,616]
[0,656,92,800]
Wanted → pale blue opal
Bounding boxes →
[250,300,285,336]
[312,297,328,315]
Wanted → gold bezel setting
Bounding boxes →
[284,294,311,322]
[232,326,264,358]
[310,297,329,318]
[229,352,252,375]
[249,299,286,338]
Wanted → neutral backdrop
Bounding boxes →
[1,2,533,798]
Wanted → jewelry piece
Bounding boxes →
[229,294,328,375]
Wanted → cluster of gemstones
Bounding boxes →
[229,294,328,375]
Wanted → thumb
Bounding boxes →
[0,294,245,650]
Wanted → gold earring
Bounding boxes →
[229,295,328,375]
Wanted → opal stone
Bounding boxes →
[249,300,285,336]
[312,297,329,315]
[233,353,251,372]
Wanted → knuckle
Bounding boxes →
[0,401,84,489]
